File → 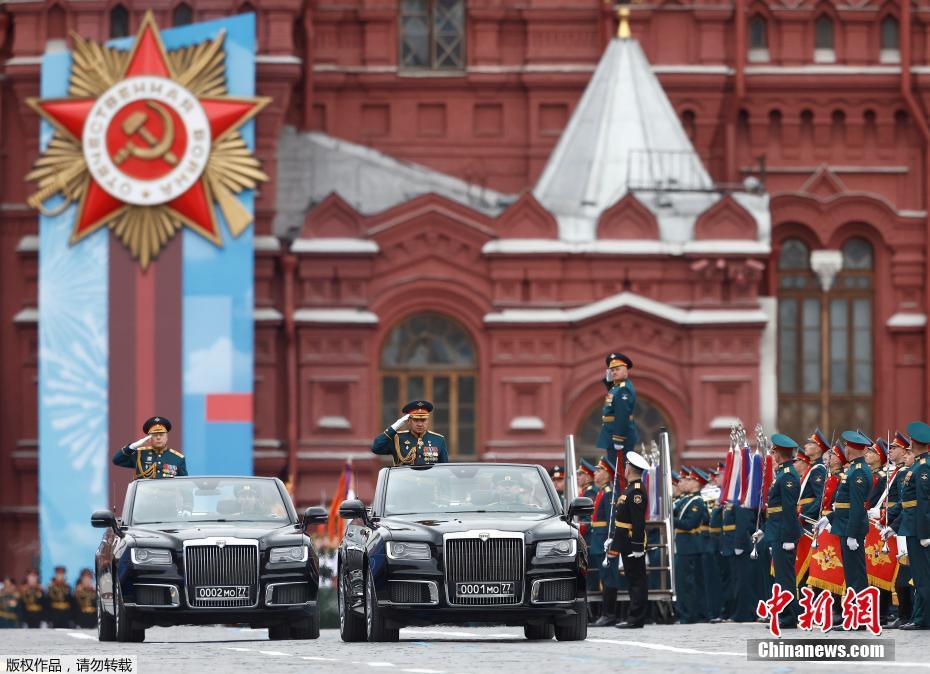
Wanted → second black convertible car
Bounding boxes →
[91,476,327,642]
[337,463,594,642]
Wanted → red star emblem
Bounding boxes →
[27,12,268,259]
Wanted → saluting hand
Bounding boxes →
[129,435,151,450]
[390,414,410,431]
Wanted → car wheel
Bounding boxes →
[290,606,320,640]
[554,606,588,642]
[523,623,555,640]
[96,580,115,642]
[339,565,366,642]
[268,623,291,640]
[114,581,145,643]
[365,569,399,642]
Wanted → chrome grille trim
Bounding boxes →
[384,580,439,606]
[183,537,260,609]
[530,577,576,604]
[265,581,314,606]
[443,530,524,606]
[124,584,180,608]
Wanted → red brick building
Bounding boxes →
[1,0,928,578]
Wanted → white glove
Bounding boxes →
[897,536,908,558]
[880,527,894,541]
[605,368,612,382]
[751,529,764,544]
[921,539,930,548]
[390,414,410,431]
[846,537,859,551]
[603,538,613,553]
[629,551,645,558]
[734,548,744,556]
[129,435,151,450]
[814,516,830,533]
[868,507,881,520]
[782,542,795,551]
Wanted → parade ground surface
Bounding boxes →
[2,624,928,673]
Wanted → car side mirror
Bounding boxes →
[566,497,594,520]
[91,509,124,538]
[303,506,328,531]
[338,499,369,524]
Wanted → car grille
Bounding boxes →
[389,581,434,604]
[269,583,309,605]
[444,535,524,606]
[534,578,575,603]
[135,585,173,606]
[184,543,258,608]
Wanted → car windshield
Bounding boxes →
[383,465,555,516]
[131,478,290,524]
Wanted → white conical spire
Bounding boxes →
[532,37,714,241]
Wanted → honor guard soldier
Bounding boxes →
[20,570,45,628]
[753,434,803,629]
[883,431,914,628]
[549,465,566,499]
[898,421,930,630]
[821,431,873,595]
[596,353,639,470]
[673,468,708,624]
[799,429,829,530]
[47,565,73,628]
[0,577,20,628]
[608,451,651,628]
[577,459,597,553]
[373,400,449,466]
[591,457,619,626]
[113,416,187,479]
[72,568,96,629]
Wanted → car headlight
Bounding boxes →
[386,541,431,560]
[130,548,173,565]
[269,546,308,563]
[537,539,577,558]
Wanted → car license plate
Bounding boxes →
[194,585,249,600]
[455,582,514,597]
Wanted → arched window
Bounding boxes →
[381,313,477,456]
[775,235,875,441]
[681,110,696,141]
[814,15,835,63]
[399,0,465,70]
[748,15,769,62]
[172,3,194,26]
[110,5,130,39]
[576,395,674,464]
[881,16,900,63]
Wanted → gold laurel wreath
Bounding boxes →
[25,20,268,269]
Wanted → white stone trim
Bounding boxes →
[291,238,379,254]
[254,235,281,252]
[709,416,742,430]
[256,55,302,65]
[16,235,39,253]
[254,307,283,322]
[746,65,899,75]
[509,416,546,431]
[887,313,927,328]
[294,308,379,324]
[13,308,38,324]
[484,291,769,326]
[318,416,351,430]
[482,239,770,256]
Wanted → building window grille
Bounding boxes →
[400,0,465,71]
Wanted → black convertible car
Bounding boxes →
[337,463,593,642]
[91,476,327,642]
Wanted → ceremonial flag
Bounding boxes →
[719,446,734,502]
[739,442,751,501]
[760,452,775,509]
[724,445,742,504]
[741,451,762,509]
[795,533,814,584]
[866,529,899,591]
[807,530,846,595]
[325,460,353,543]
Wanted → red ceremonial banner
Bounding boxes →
[865,528,899,592]
[807,531,846,596]
[795,532,814,584]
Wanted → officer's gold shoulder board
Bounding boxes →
[169,448,184,458]
[427,430,445,438]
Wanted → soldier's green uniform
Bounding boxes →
[591,457,619,626]
[732,504,769,622]
[595,353,639,468]
[372,400,449,466]
[762,435,803,628]
[0,583,20,628]
[899,421,930,630]
[47,569,73,629]
[73,570,96,629]
[827,431,873,594]
[673,468,707,624]
[719,502,737,620]
[19,581,45,628]
[577,459,598,555]
[112,416,187,479]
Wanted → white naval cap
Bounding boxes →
[625,451,651,471]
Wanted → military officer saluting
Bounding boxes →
[608,451,651,628]
[372,400,449,466]
[596,352,639,469]
[113,416,187,479]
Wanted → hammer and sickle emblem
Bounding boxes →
[113,101,179,166]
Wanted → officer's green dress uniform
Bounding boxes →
[799,431,829,531]
[888,431,914,626]
[763,435,803,628]
[898,421,930,629]
[47,575,73,628]
[0,586,20,628]
[732,503,769,622]
[700,491,720,622]
[609,457,649,628]
[827,431,873,594]
[371,400,449,466]
[595,353,639,468]
[112,416,188,479]
[707,499,728,620]
[673,470,707,624]
[20,584,45,628]
[73,582,97,629]
[719,502,737,619]
[590,457,619,625]
[577,459,598,556]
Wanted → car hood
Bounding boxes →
[375,511,574,544]
[125,522,306,549]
